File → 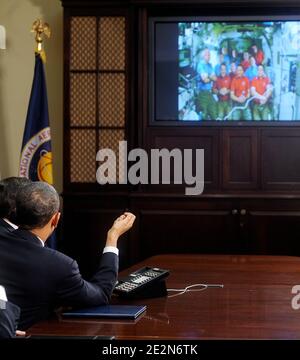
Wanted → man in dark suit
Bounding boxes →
[0,177,31,236]
[0,181,135,330]
[0,286,21,339]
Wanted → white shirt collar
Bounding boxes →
[3,218,18,230]
[37,236,45,247]
[2,219,44,246]
[0,285,7,302]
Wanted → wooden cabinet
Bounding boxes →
[60,194,300,274]
[222,129,258,190]
[243,204,300,255]
[59,0,300,274]
[132,196,300,260]
[130,196,239,259]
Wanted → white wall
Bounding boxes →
[0,0,63,192]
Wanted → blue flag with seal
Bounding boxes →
[19,52,56,249]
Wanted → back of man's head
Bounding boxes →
[15,182,60,230]
[0,177,32,222]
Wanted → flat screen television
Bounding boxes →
[149,16,300,123]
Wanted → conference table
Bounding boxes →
[28,254,300,339]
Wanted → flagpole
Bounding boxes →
[31,19,51,63]
[19,19,56,248]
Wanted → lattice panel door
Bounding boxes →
[69,16,126,183]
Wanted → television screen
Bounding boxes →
[151,18,300,122]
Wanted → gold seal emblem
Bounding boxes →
[38,150,53,185]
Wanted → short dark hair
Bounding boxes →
[0,177,32,222]
[15,182,60,230]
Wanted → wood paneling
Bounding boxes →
[146,128,219,191]
[61,0,300,8]
[139,210,237,258]
[246,210,300,255]
[61,194,129,275]
[262,129,300,190]
[222,129,258,189]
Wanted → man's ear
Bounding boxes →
[51,212,61,229]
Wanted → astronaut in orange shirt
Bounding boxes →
[250,65,273,121]
[251,45,264,66]
[213,63,232,120]
[230,65,252,120]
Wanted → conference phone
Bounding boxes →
[114,267,169,299]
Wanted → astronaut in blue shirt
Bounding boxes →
[196,48,217,119]
[214,53,230,77]
[245,56,258,81]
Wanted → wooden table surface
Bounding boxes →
[28,254,300,339]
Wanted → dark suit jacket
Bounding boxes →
[0,228,118,330]
[0,301,20,339]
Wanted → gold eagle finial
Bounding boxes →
[31,19,51,62]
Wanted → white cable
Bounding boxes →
[167,283,224,298]
[222,96,256,120]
